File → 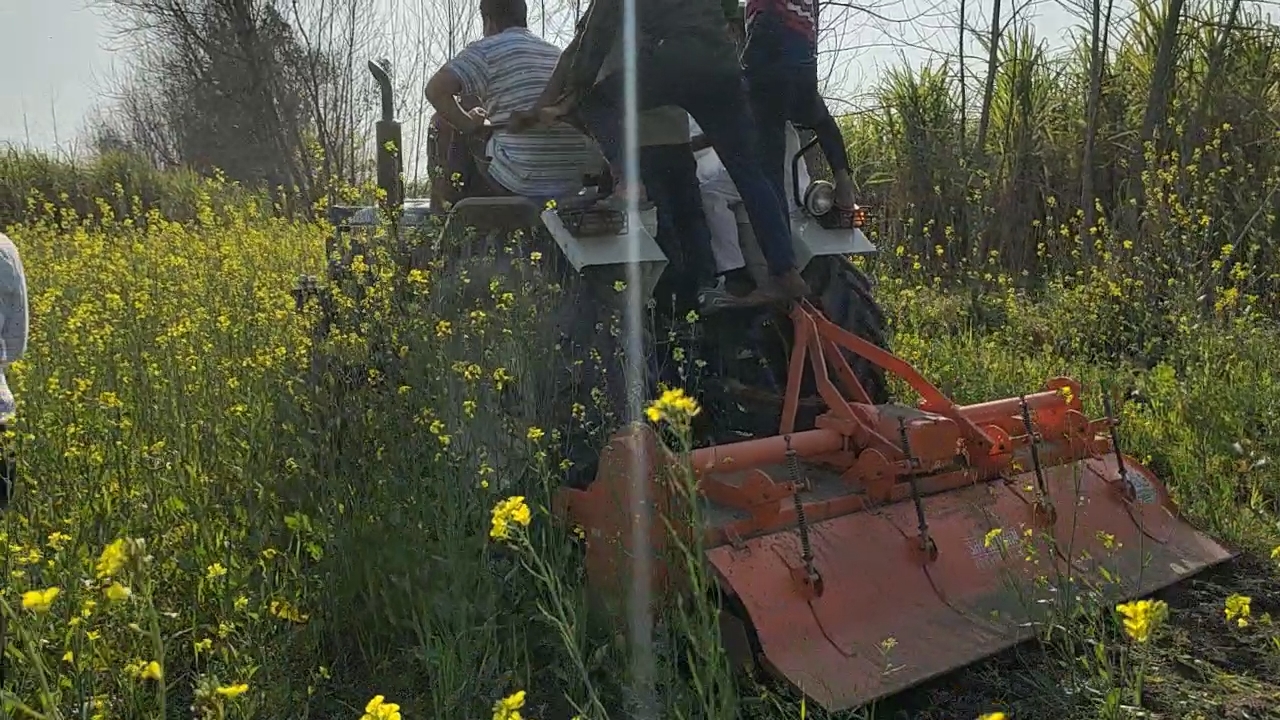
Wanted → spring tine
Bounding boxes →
[785,435,817,581]
[1019,395,1050,499]
[897,418,931,549]
[1101,383,1128,480]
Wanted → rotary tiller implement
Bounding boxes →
[555,298,1235,712]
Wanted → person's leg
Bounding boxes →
[744,65,794,213]
[638,145,680,261]
[575,78,652,209]
[465,134,515,197]
[681,79,808,303]
[575,89,624,178]
[699,178,745,274]
[639,145,693,311]
[654,143,718,288]
[640,143,720,312]
[789,69,858,209]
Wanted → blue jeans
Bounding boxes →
[744,63,852,212]
[575,68,797,277]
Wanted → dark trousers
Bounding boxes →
[639,143,718,290]
[575,63,796,277]
[744,64,852,210]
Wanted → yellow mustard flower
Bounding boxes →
[47,531,72,551]
[215,683,249,699]
[206,562,228,580]
[1225,593,1252,628]
[269,599,310,624]
[95,538,128,578]
[978,713,1008,720]
[490,496,532,541]
[644,387,701,426]
[21,586,60,613]
[361,695,402,720]
[1115,598,1168,643]
[127,660,163,681]
[493,690,526,720]
[526,426,544,442]
[104,582,131,602]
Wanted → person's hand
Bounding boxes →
[461,106,490,134]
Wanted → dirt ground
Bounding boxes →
[870,554,1280,720]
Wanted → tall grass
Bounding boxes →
[843,0,1280,325]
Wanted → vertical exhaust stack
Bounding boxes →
[368,59,403,215]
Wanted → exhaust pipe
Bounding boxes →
[368,59,403,212]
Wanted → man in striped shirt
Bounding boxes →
[425,0,604,201]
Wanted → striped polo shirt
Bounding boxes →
[447,27,605,199]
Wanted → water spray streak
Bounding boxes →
[621,0,655,715]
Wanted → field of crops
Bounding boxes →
[0,178,1276,720]
[8,0,1280,712]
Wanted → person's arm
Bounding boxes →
[426,68,481,133]
[535,34,583,109]
[560,0,621,105]
[425,45,490,133]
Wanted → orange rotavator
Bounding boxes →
[555,299,1236,712]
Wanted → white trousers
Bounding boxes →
[692,121,812,273]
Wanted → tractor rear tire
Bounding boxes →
[802,256,891,405]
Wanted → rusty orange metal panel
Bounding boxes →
[707,457,1235,712]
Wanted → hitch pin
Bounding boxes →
[1019,395,1057,524]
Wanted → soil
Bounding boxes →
[869,553,1280,720]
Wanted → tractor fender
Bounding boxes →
[731,204,877,274]
[540,206,669,301]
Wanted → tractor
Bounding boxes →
[307,60,1236,713]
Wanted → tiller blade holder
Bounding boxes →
[554,299,1236,712]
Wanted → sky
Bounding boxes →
[0,0,123,154]
[0,0,1085,156]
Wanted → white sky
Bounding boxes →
[0,0,123,153]
[0,0,1085,156]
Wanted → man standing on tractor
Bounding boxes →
[424,0,603,201]
[584,30,722,311]
[692,1,813,297]
[740,0,859,215]
[511,0,812,310]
